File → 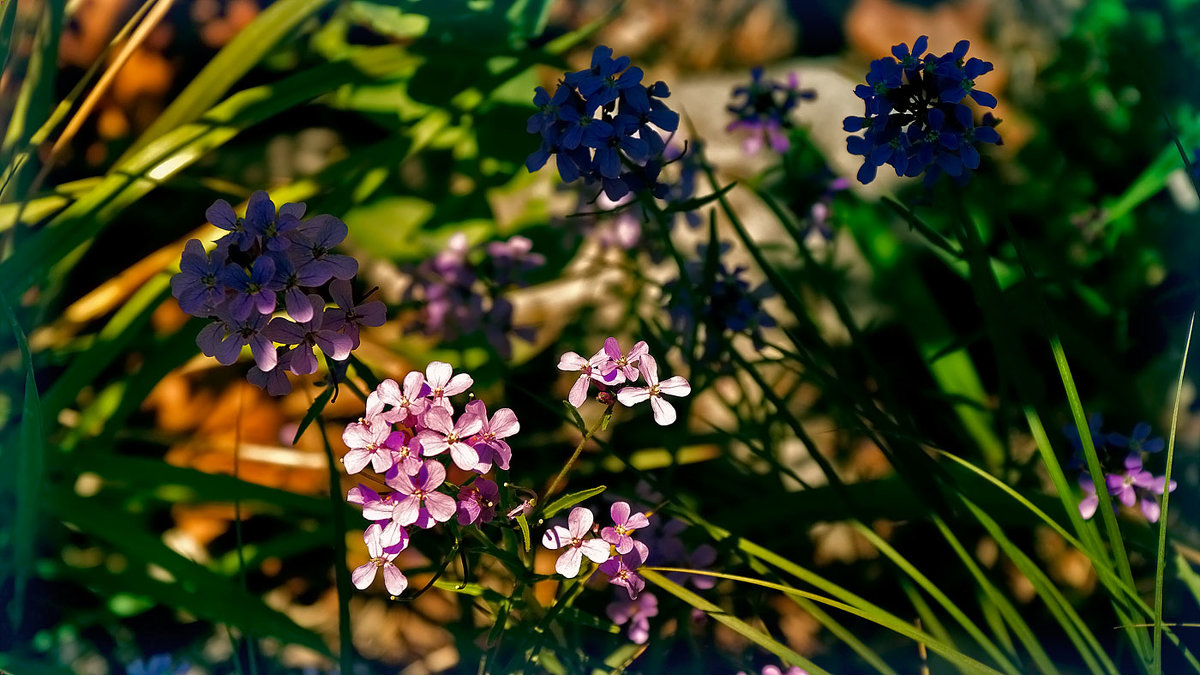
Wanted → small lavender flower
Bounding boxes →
[601,501,650,554]
[542,506,611,578]
[342,416,394,474]
[352,522,409,596]
[207,198,258,251]
[558,348,616,408]
[385,430,424,476]
[607,590,658,644]
[196,310,276,371]
[602,337,649,384]
[457,477,500,526]
[388,459,457,528]
[366,371,430,424]
[247,348,293,396]
[171,239,228,315]
[324,279,385,349]
[222,254,281,320]
[287,214,359,283]
[349,483,398,523]
[424,360,474,413]
[616,354,691,425]
[464,399,519,473]
[262,294,353,375]
[599,547,646,599]
[726,67,815,155]
[416,407,483,471]
[844,36,1001,185]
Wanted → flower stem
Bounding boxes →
[543,403,614,502]
[315,415,356,674]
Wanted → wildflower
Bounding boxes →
[601,501,650,554]
[464,399,519,473]
[726,67,815,155]
[388,459,457,528]
[844,36,1001,185]
[558,348,616,408]
[526,45,678,200]
[542,506,611,577]
[424,360,474,413]
[196,309,276,371]
[342,417,395,475]
[738,666,809,675]
[262,294,353,375]
[416,407,483,471]
[324,279,385,349]
[365,371,430,424]
[457,477,500,526]
[287,214,359,283]
[247,348,293,396]
[222,254,281,320]
[348,483,398,523]
[1107,454,1176,522]
[351,522,409,596]
[607,590,658,644]
[602,337,649,384]
[616,354,691,425]
[385,431,425,476]
[207,198,258,251]
[171,239,228,315]
[599,547,646,599]
[1078,473,1101,520]
[1107,422,1165,454]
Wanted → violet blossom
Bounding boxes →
[598,547,646,599]
[424,360,474,413]
[457,477,500,526]
[262,294,353,375]
[416,407,484,471]
[342,417,395,474]
[387,459,457,529]
[616,354,691,425]
[607,591,658,644]
[464,399,519,473]
[542,506,611,578]
[558,348,616,408]
[600,501,650,554]
[351,522,409,596]
[365,371,430,424]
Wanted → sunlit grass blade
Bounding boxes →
[1152,312,1195,673]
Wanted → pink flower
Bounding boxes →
[457,477,500,525]
[541,506,611,578]
[365,371,429,424]
[417,407,483,471]
[341,417,394,474]
[602,337,649,384]
[347,484,397,522]
[558,348,615,408]
[385,430,424,476]
[464,399,519,473]
[599,547,645,599]
[352,522,409,596]
[425,361,473,413]
[607,591,658,644]
[600,501,650,554]
[387,460,457,528]
[616,354,691,425]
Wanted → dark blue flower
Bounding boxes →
[726,68,815,155]
[1107,422,1165,454]
[222,254,282,320]
[171,239,228,316]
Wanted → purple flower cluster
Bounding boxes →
[1064,415,1176,523]
[726,67,815,155]
[665,243,776,361]
[343,361,519,597]
[171,191,383,396]
[404,232,543,359]
[542,502,651,598]
[557,337,691,425]
[843,36,1002,185]
[526,45,680,201]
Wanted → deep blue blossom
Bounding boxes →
[665,242,776,361]
[726,67,815,155]
[844,37,1002,186]
[526,45,678,201]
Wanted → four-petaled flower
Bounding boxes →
[417,407,484,471]
[342,417,394,474]
[457,477,500,526]
[607,591,658,644]
[602,337,649,384]
[351,522,409,596]
[263,294,353,375]
[617,354,692,425]
[366,371,430,424]
[388,460,457,529]
[598,547,646,599]
[558,348,615,408]
[542,506,612,578]
[464,399,519,473]
[601,501,650,554]
[425,361,474,413]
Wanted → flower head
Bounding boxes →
[541,506,611,577]
[464,399,519,473]
[387,459,457,528]
[558,348,616,408]
[599,546,646,599]
[607,590,658,644]
[616,354,691,425]
[457,477,500,526]
[342,416,395,474]
[601,501,650,554]
[351,522,409,596]
[262,294,353,375]
[416,406,483,471]
[171,239,228,315]
[726,67,815,155]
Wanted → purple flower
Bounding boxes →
[247,348,293,396]
[557,348,615,408]
[1106,454,1155,508]
[726,68,815,156]
[385,430,424,476]
[221,255,282,320]
[616,354,691,425]
[207,198,257,251]
[262,294,353,375]
[196,310,276,371]
[1078,472,1101,520]
[457,477,500,526]
[600,501,650,554]
[365,372,430,425]
[342,416,394,474]
[387,459,457,528]
[416,406,483,471]
[541,506,611,578]
[348,483,398,523]
[324,279,385,349]
[464,399,519,473]
[602,337,649,384]
[287,214,358,284]
[268,255,316,322]
[738,666,809,675]
[1107,422,1165,454]
[351,522,409,596]
[607,591,657,644]
[598,547,646,599]
[424,360,474,413]
[171,239,228,315]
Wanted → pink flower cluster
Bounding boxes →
[558,337,691,425]
[344,361,519,597]
[542,502,651,600]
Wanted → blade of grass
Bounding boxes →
[1152,312,1195,673]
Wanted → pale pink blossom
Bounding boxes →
[558,348,615,408]
[351,522,409,596]
[425,361,473,413]
[387,460,457,528]
[541,506,611,577]
[417,407,483,471]
[365,371,429,424]
[341,417,394,474]
[616,354,691,425]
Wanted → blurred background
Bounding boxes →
[3,0,1200,673]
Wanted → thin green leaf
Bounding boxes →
[542,485,606,520]
[294,385,336,445]
[516,512,532,552]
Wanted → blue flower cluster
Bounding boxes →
[170,191,383,396]
[726,67,815,155]
[843,36,1002,185]
[1062,414,1174,523]
[526,45,680,201]
[665,242,776,361]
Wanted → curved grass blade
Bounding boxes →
[542,485,606,520]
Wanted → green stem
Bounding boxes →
[542,403,613,503]
[315,417,355,674]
